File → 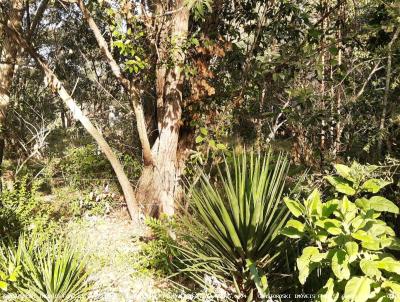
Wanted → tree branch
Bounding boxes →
[28,0,49,39]
[76,0,154,165]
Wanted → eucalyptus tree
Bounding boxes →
[2,0,209,218]
[74,0,190,216]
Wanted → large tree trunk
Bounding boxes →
[136,0,190,217]
[0,0,24,181]
[77,0,190,217]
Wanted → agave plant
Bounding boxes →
[0,235,28,293]
[16,235,90,302]
[176,150,290,300]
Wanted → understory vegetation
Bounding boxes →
[1,153,400,301]
[1,0,400,301]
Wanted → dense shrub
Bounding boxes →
[59,144,113,186]
[56,144,141,188]
[0,176,52,238]
[134,216,179,276]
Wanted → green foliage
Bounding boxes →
[324,163,393,198]
[0,237,24,293]
[108,14,147,74]
[134,216,179,276]
[282,162,400,301]
[195,127,227,152]
[18,240,89,302]
[185,0,213,20]
[0,176,51,237]
[190,125,228,170]
[57,144,141,188]
[176,150,290,299]
[59,144,113,187]
[120,152,142,180]
[0,233,90,302]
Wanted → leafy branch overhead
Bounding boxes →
[185,0,213,20]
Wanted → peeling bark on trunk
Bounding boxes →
[77,0,190,217]
[0,0,24,178]
[136,0,190,217]
[154,2,169,132]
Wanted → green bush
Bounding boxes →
[175,150,290,300]
[59,144,113,187]
[134,216,179,276]
[57,144,141,188]
[0,175,51,238]
[282,162,400,301]
[0,236,24,293]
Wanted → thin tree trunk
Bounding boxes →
[377,27,400,158]
[5,25,140,220]
[0,0,24,184]
[333,0,343,158]
[57,84,139,220]
[319,0,327,166]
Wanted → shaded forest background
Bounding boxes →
[1,0,400,209]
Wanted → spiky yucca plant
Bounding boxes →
[177,150,290,301]
[16,235,90,302]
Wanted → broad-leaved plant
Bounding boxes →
[282,163,400,302]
